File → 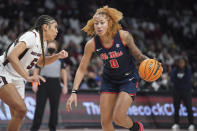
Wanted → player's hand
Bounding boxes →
[32,82,38,93]
[66,93,77,112]
[153,58,163,72]
[62,86,68,94]
[27,75,46,85]
[58,50,68,59]
[153,58,161,64]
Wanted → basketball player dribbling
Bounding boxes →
[0,15,68,131]
[66,6,160,131]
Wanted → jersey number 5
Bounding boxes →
[27,58,38,69]
[109,59,119,68]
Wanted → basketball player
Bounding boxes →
[66,6,154,131]
[0,15,68,131]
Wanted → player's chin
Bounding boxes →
[50,37,56,41]
[97,32,105,37]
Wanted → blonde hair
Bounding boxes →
[82,6,123,38]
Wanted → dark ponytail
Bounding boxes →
[39,27,45,66]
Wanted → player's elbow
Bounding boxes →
[7,53,17,62]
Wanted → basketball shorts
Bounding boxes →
[0,63,25,99]
[100,71,139,96]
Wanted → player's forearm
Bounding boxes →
[133,51,148,63]
[45,54,60,65]
[61,69,68,87]
[128,40,149,63]
[72,67,86,90]
[38,54,59,67]
[8,55,29,80]
[124,31,149,63]
[33,68,40,76]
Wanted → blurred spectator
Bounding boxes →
[170,57,195,131]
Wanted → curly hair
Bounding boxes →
[82,6,123,38]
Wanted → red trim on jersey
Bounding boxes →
[130,93,136,96]
[99,36,114,50]
[119,31,127,47]
[136,82,139,88]
[0,76,8,85]
[31,31,37,37]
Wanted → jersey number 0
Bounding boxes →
[109,59,119,68]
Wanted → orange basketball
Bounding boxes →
[138,59,163,82]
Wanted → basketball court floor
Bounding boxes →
[39,129,187,131]
[59,129,186,131]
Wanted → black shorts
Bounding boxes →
[100,71,139,96]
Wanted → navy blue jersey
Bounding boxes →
[94,31,138,80]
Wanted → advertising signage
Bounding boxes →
[0,92,197,129]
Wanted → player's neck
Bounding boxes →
[43,34,47,42]
[38,30,47,42]
[100,35,113,44]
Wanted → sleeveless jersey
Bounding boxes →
[2,29,47,78]
[94,31,137,80]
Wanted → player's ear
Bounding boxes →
[42,24,48,31]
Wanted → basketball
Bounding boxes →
[138,59,163,82]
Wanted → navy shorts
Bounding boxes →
[100,71,139,96]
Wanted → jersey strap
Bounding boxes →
[94,35,102,50]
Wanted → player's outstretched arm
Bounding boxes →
[61,68,68,94]
[37,50,68,67]
[66,39,95,111]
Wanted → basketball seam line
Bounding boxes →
[143,59,149,80]
[145,60,157,81]
[151,63,162,81]
[153,62,160,75]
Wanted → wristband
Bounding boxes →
[72,90,78,94]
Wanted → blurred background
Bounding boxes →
[0,0,197,130]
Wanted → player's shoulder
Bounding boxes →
[118,30,131,46]
[24,30,37,37]
[85,38,95,49]
[87,38,95,45]
[81,38,95,53]
[119,30,131,38]
[19,30,38,42]
[119,29,129,34]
